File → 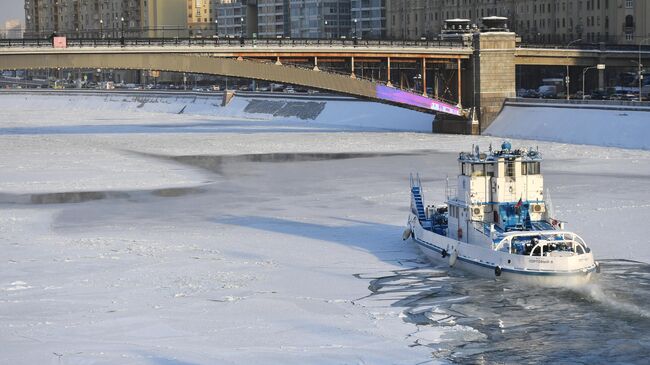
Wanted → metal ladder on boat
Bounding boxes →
[410,173,427,222]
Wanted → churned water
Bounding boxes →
[357,259,650,364]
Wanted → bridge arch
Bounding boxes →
[0,52,463,116]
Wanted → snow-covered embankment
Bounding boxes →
[485,99,650,150]
[0,91,435,132]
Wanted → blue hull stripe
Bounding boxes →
[412,236,596,277]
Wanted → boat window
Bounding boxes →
[532,246,541,256]
[522,162,541,175]
[486,164,495,177]
[471,164,485,177]
[462,163,471,176]
[505,159,515,177]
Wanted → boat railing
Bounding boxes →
[493,231,590,256]
[445,175,456,200]
[409,173,422,190]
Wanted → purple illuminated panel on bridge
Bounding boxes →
[376,85,462,116]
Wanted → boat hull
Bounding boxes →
[407,215,597,287]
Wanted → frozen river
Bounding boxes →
[1,102,650,364]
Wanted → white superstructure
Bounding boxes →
[405,142,598,286]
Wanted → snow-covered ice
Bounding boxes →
[1,93,650,364]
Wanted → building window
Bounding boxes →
[625,0,633,8]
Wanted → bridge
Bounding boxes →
[1,35,649,133]
[0,37,470,118]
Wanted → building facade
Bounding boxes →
[187,0,215,36]
[215,0,258,37]
[25,0,186,38]
[2,20,23,39]
[386,0,649,45]
[257,0,290,37]
[289,0,350,39]
[351,0,386,39]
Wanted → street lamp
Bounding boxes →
[324,20,328,39]
[565,38,582,100]
[582,64,606,100]
[120,17,125,38]
[353,18,358,38]
[215,19,218,37]
[99,19,103,38]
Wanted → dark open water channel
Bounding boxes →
[358,259,650,364]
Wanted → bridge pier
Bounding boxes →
[470,31,517,132]
[421,58,427,96]
[387,57,392,87]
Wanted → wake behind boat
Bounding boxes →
[404,142,599,286]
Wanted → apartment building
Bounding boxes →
[188,0,215,35]
[214,0,258,37]
[256,0,290,37]
[289,0,350,39]
[2,20,23,39]
[351,0,385,39]
[386,0,649,45]
[25,0,186,38]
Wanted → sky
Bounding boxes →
[0,0,24,27]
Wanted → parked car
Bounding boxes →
[590,90,608,100]
[521,89,539,98]
[537,85,557,98]
[607,86,639,101]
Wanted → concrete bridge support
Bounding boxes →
[472,32,517,132]
[433,31,516,134]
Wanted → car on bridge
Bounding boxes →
[607,86,639,101]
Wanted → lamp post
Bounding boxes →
[353,18,358,39]
[240,17,244,38]
[565,38,582,100]
[120,17,124,38]
[324,20,328,39]
[99,19,103,38]
[215,19,218,37]
[582,64,606,100]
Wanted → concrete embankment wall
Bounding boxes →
[0,90,435,132]
[485,99,650,150]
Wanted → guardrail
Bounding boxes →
[506,97,650,108]
[517,43,650,52]
[0,37,468,49]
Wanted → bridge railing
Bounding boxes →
[0,37,468,50]
[506,97,650,107]
[518,42,650,52]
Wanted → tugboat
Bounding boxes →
[404,142,599,286]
